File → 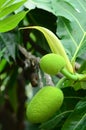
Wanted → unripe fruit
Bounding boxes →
[40,53,66,75]
[26,86,64,123]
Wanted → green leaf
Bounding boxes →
[6,68,18,112]
[78,60,86,73]
[73,81,86,91]
[62,99,86,130]
[0,0,15,11]
[24,0,74,21]
[8,82,18,112]
[55,0,86,63]
[20,26,73,73]
[0,33,16,61]
[0,11,27,32]
[0,48,6,59]
[40,110,72,130]
[26,0,86,66]
[0,0,26,18]
[0,59,7,73]
[0,0,9,9]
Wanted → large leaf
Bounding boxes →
[24,0,73,21]
[62,99,86,130]
[25,0,86,65]
[56,0,86,63]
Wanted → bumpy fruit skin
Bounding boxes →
[26,86,64,123]
[40,53,66,75]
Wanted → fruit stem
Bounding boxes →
[61,68,78,81]
[61,68,86,81]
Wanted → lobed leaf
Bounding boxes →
[24,0,74,21]
[26,0,86,66]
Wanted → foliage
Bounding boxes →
[0,0,27,32]
[1,0,86,130]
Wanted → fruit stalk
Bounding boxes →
[61,68,78,81]
[61,68,86,81]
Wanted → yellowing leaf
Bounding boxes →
[20,26,73,73]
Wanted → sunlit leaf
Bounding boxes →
[0,11,27,32]
[0,0,26,18]
[0,0,9,9]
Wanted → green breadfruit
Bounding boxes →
[40,53,66,75]
[26,86,64,123]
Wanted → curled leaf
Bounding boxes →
[20,26,73,73]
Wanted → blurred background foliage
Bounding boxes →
[0,0,86,130]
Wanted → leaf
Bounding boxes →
[26,0,86,65]
[0,59,7,73]
[73,81,86,91]
[6,68,18,112]
[0,11,27,32]
[0,0,8,9]
[24,0,73,21]
[0,33,16,61]
[73,114,86,130]
[78,60,86,73]
[54,0,86,63]
[1,0,15,9]
[0,48,6,59]
[8,82,18,112]
[20,26,73,73]
[62,99,86,130]
[0,0,26,18]
[40,110,73,130]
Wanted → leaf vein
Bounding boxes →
[71,33,85,62]
[61,1,85,33]
[73,113,86,130]
[78,0,86,12]
[63,19,78,47]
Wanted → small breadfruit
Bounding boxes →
[26,86,64,123]
[40,53,66,75]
